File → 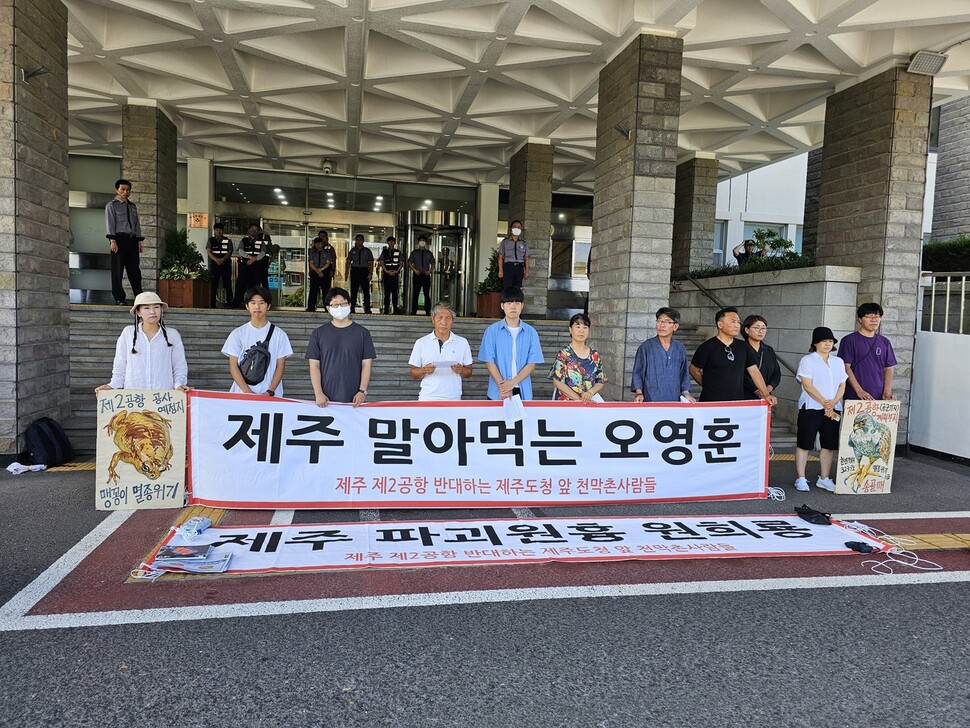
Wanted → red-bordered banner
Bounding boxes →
[187,391,770,509]
[151,514,888,573]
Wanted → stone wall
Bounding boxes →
[508,141,552,316]
[672,156,717,276]
[589,33,683,401]
[0,0,70,455]
[670,265,860,427]
[122,104,178,291]
[801,147,822,257]
[931,96,970,242]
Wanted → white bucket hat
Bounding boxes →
[129,291,169,316]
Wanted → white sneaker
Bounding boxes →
[816,477,836,492]
[794,477,810,492]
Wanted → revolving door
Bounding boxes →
[397,211,472,316]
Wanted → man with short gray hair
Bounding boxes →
[408,302,473,400]
[631,307,696,403]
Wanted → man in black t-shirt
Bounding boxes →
[306,287,377,406]
[690,307,778,406]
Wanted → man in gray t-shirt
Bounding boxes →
[306,286,377,406]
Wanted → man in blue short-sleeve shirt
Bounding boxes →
[478,287,544,400]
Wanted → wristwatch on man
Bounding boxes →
[358,389,367,395]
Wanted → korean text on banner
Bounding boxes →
[96,390,187,510]
[835,399,900,495]
[188,392,770,509]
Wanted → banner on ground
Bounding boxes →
[188,391,770,508]
[151,515,890,574]
[835,399,900,495]
[96,390,187,510]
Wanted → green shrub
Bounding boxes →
[680,228,814,280]
[923,236,970,272]
[475,248,503,294]
[159,228,209,281]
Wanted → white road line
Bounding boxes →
[270,509,295,525]
[359,509,380,522]
[511,507,534,518]
[838,511,970,520]
[0,510,132,624]
[3,570,970,632]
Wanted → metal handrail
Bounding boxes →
[921,272,968,335]
[683,274,798,376]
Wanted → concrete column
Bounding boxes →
[672,154,717,276]
[122,102,177,290]
[815,67,932,443]
[508,139,552,316]
[186,157,213,252]
[589,33,683,401]
[801,147,823,257]
[0,0,70,456]
[474,182,500,313]
[931,96,970,241]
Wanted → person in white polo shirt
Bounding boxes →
[408,302,473,400]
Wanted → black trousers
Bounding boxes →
[110,236,142,303]
[411,273,431,314]
[350,268,371,312]
[209,262,232,307]
[502,262,525,291]
[382,273,400,313]
[232,260,257,306]
[307,271,332,311]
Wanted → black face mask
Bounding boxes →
[794,504,831,526]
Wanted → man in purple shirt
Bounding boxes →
[839,302,897,400]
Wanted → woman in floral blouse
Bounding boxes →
[548,313,606,403]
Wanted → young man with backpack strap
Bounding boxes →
[222,286,293,396]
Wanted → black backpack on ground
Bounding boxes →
[24,416,73,467]
[237,323,276,386]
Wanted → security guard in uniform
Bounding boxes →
[205,222,234,308]
[379,236,403,314]
[231,223,272,307]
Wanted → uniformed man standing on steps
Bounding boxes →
[347,234,374,314]
[306,230,336,312]
[379,235,402,314]
[408,236,434,316]
[498,219,529,293]
[205,222,233,308]
[231,223,272,307]
[104,178,144,306]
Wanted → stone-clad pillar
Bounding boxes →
[589,33,683,401]
[672,154,717,277]
[122,102,178,290]
[815,67,932,443]
[931,96,970,241]
[508,140,552,316]
[0,0,70,456]
[801,147,823,257]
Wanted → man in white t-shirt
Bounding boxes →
[408,302,473,400]
[222,286,293,396]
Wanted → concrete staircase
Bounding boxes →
[65,306,795,453]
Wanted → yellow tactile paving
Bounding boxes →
[47,461,95,471]
[128,506,228,583]
[893,534,970,551]
[769,453,818,461]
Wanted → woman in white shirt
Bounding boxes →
[95,292,189,393]
[793,326,847,493]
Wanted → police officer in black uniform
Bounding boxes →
[407,236,435,316]
[306,230,336,312]
[205,222,234,308]
[347,234,375,314]
[231,223,273,307]
[379,235,403,314]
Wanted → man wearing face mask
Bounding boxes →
[498,220,529,292]
[306,287,377,407]
[408,236,435,316]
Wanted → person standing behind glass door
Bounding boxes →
[408,236,434,316]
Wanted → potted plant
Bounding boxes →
[158,228,209,308]
[475,247,503,318]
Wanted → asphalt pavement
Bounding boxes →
[1,451,968,727]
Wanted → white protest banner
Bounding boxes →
[188,391,770,508]
[835,399,900,495]
[96,390,186,510]
[152,515,889,574]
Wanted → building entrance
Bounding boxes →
[397,212,472,316]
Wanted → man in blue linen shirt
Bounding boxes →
[478,287,544,400]
[630,307,696,402]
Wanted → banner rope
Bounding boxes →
[767,486,786,501]
[843,521,942,574]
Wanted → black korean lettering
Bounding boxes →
[223,413,283,464]
[530,420,581,466]
[285,415,344,464]
[369,418,419,465]
[480,420,524,466]
[600,420,650,459]
[285,529,354,550]
[699,417,741,463]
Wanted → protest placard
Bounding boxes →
[835,399,900,495]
